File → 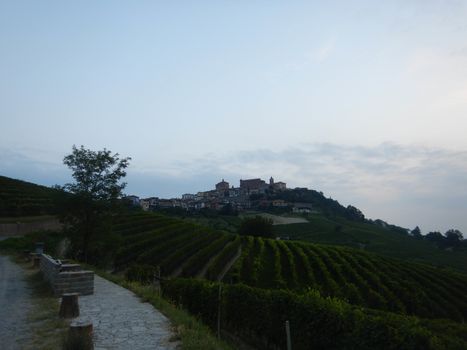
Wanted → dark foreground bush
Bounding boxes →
[163,278,467,350]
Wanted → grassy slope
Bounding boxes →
[273,213,467,273]
[0,175,59,217]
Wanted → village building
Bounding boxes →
[292,202,313,214]
[139,198,150,211]
[240,178,267,194]
[269,177,287,191]
[272,199,288,207]
[215,179,230,192]
[124,195,140,206]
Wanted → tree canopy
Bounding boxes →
[63,145,130,200]
[61,145,131,263]
[238,216,274,238]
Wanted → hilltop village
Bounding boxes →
[125,177,312,213]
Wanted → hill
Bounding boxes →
[114,212,467,323]
[0,175,59,217]
[160,205,467,274]
[272,213,467,273]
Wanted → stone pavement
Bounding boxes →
[76,275,178,349]
[0,254,33,349]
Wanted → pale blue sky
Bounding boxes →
[1,1,467,233]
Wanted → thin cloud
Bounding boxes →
[310,39,336,63]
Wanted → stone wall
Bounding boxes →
[40,254,94,296]
[0,219,62,236]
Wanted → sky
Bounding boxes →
[1,1,467,234]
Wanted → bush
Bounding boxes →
[162,278,467,350]
[238,216,273,238]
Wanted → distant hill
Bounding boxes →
[0,175,59,217]
[274,187,408,232]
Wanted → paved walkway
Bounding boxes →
[0,255,33,349]
[77,275,178,350]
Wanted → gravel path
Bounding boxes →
[0,255,33,349]
[77,275,178,350]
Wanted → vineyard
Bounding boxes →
[0,176,59,217]
[272,213,467,273]
[114,213,241,280]
[227,236,467,322]
[115,212,467,322]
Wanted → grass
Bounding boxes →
[83,265,235,350]
[11,255,68,350]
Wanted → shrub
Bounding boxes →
[238,216,273,238]
[162,279,464,350]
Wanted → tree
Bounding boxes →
[238,216,274,238]
[411,226,422,239]
[61,145,131,262]
[424,231,445,247]
[445,229,463,247]
[345,205,365,221]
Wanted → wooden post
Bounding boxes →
[32,256,41,268]
[157,266,161,297]
[285,320,292,350]
[66,320,93,350]
[153,266,162,296]
[59,293,80,318]
[217,284,222,339]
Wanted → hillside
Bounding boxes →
[0,176,59,217]
[163,206,467,274]
[114,213,241,281]
[114,212,467,323]
[272,213,467,273]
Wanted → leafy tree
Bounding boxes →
[345,205,365,221]
[219,203,238,216]
[238,216,274,238]
[411,226,422,239]
[60,145,131,262]
[445,229,463,247]
[424,231,445,247]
